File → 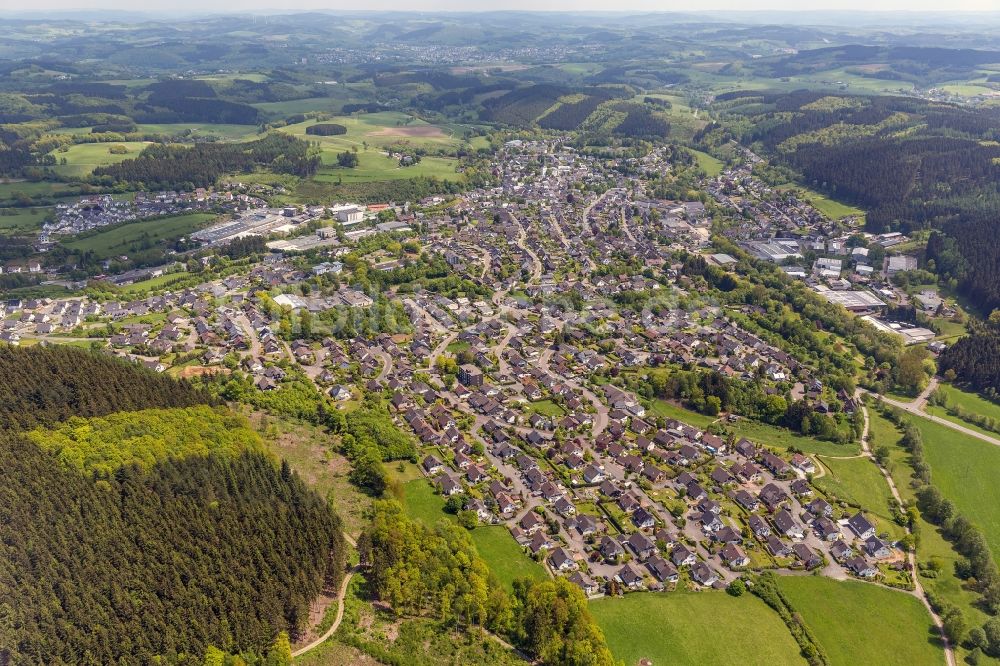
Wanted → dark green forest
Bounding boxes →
[0,346,347,664]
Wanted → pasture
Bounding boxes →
[591,591,806,666]
[62,212,216,260]
[48,142,152,178]
[777,576,943,666]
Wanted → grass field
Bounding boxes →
[591,591,806,666]
[814,456,906,539]
[776,183,864,221]
[910,414,1000,565]
[279,113,463,152]
[689,148,725,176]
[926,384,1000,435]
[0,207,49,234]
[727,417,862,457]
[135,123,263,141]
[644,398,718,429]
[62,212,216,260]
[777,576,943,666]
[313,151,459,184]
[872,406,999,664]
[48,142,151,178]
[0,180,81,202]
[400,478,546,590]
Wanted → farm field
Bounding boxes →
[910,414,1000,565]
[48,142,152,178]
[591,591,806,666]
[62,212,216,259]
[814,456,906,539]
[776,576,943,666]
[135,123,263,141]
[400,478,546,591]
[313,151,459,184]
[279,113,464,152]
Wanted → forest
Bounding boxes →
[91,133,320,189]
[0,345,348,663]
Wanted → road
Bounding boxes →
[538,347,608,436]
[863,383,1000,449]
[233,313,262,358]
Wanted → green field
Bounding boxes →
[135,123,263,141]
[926,384,1000,437]
[727,417,862,457]
[313,151,459,184]
[776,184,864,221]
[0,207,49,234]
[400,478,546,590]
[911,414,1000,565]
[279,112,463,152]
[0,180,81,202]
[49,142,152,178]
[777,576,943,666]
[645,398,718,429]
[63,212,216,259]
[689,148,724,176]
[814,456,905,539]
[591,591,806,666]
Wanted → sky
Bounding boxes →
[7,1,1000,14]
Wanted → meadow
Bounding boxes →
[0,207,50,234]
[776,183,865,221]
[399,478,547,591]
[813,456,906,539]
[726,416,862,457]
[911,414,1000,565]
[926,383,1000,437]
[591,591,806,666]
[777,576,943,666]
[62,212,216,259]
[49,142,152,178]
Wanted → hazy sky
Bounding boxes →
[8,1,1000,13]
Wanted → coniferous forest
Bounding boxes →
[0,346,347,664]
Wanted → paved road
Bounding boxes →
[864,386,1000,449]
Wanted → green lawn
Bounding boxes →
[400,478,546,591]
[777,576,943,666]
[591,591,806,666]
[727,417,862,457]
[814,456,905,539]
[525,399,565,418]
[926,384,1000,437]
[48,142,152,178]
[63,212,217,259]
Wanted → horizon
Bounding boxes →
[4,5,1000,18]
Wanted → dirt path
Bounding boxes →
[855,394,956,666]
[291,534,358,659]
